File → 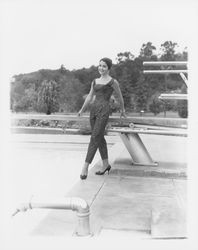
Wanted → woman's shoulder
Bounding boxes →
[111,78,119,85]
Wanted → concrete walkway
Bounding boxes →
[29,134,187,238]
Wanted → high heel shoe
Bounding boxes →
[80,167,88,180]
[80,174,87,180]
[95,165,111,175]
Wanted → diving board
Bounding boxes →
[108,126,187,167]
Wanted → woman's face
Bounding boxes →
[98,60,109,76]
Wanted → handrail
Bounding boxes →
[158,94,188,100]
[143,61,187,66]
[143,70,188,74]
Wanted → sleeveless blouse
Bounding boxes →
[93,78,114,104]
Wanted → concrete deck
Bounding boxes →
[28,134,187,239]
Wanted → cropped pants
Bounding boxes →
[85,103,110,164]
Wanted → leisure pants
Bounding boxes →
[85,103,110,163]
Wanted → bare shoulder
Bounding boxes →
[113,78,119,84]
[95,78,101,84]
[112,78,119,87]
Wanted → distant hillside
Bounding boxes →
[10,41,188,117]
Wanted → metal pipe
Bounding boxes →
[143,70,188,74]
[158,93,188,100]
[143,61,187,66]
[12,196,91,237]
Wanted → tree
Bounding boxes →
[160,41,178,61]
[177,100,188,118]
[10,80,38,112]
[135,75,150,112]
[175,47,188,61]
[23,87,38,111]
[139,42,156,59]
[149,97,163,116]
[116,52,134,63]
[59,64,66,73]
[10,42,188,116]
[119,74,132,110]
[177,84,188,118]
[113,61,138,111]
[12,95,30,112]
[74,65,99,93]
[37,80,60,114]
[58,75,84,112]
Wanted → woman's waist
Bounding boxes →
[94,96,111,103]
[93,99,110,106]
[91,100,110,110]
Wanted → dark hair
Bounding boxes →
[100,57,112,70]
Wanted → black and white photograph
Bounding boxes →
[0,0,198,249]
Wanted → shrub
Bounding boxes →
[177,100,188,118]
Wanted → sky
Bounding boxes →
[0,0,197,77]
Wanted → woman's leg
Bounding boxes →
[80,162,89,176]
[80,110,96,177]
[98,137,110,170]
[98,136,108,159]
[102,158,110,169]
[85,111,109,164]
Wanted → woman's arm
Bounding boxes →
[78,81,95,116]
[112,79,127,118]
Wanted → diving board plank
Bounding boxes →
[143,61,187,66]
[158,93,187,100]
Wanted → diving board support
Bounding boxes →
[179,73,188,87]
[119,132,158,167]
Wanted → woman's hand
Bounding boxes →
[120,110,127,119]
[77,110,83,117]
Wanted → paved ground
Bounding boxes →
[0,131,189,250]
[5,133,187,241]
[4,134,120,238]
[30,134,187,239]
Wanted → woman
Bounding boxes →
[78,57,127,180]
